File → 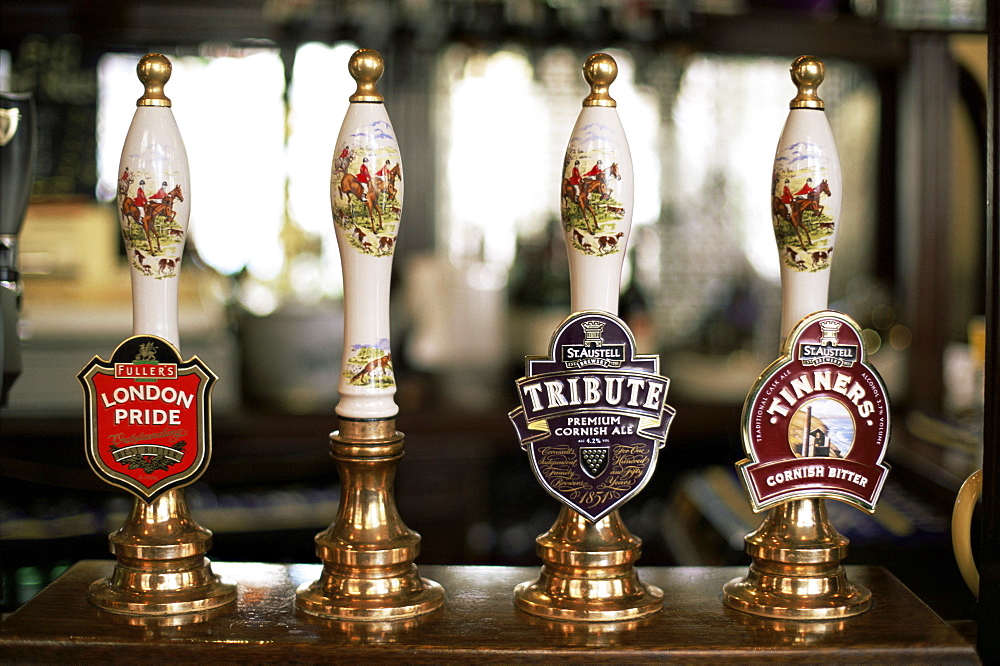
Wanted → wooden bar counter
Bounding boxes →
[0,562,978,663]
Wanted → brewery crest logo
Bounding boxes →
[78,335,216,502]
[510,311,675,522]
[737,310,890,513]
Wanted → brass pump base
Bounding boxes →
[723,498,871,620]
[296,418,444,621]
[89,489,237,616]
[514,506,663,622]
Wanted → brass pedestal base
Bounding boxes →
[514,507,663,622]
[722,498,871,620]
[89,489,236,616]
[296,568,444,621]
[296,419,444,621]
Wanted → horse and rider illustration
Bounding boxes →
[562,159,623,235]
[772,175,834,268]
[118,168,185,264]
[335,144,354,173]
[334,146,402,251]
[377,159,402,202]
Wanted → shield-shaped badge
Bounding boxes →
[510,311,675,522]
[736,310,891,513]
[580,446,610,478]
[78,335,216,502]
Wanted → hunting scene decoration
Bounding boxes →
[561,123,627,256]
[118,166,185,278]
[343,340,394,389]
[332,119,402,257]
[771,141,836,272]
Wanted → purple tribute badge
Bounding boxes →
[510,311,675,522]
[737,310,891,512]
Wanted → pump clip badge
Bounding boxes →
[738,310,890,513]
[78,335,216,502]
[510,312,675,522]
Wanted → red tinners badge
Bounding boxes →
[737,311,891,513]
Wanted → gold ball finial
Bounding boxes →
[582,53,617,108]
[349,49,385,103]
[789,55,825,110]
[137,53,172,107]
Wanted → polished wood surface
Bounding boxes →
[0,562,978,663]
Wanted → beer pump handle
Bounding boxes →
[117,54,190,350]
[508,52,668,622]
[330,49,402,419]
[297,49,445,623]
[0,92,37,406]
[560,53,635,316]
[771,55,842,340]
[79,54,236,616]
[722,57,884,620]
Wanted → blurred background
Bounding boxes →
[0,0,989,623]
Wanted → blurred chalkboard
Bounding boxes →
[5,35,97,198]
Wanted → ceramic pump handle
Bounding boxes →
[771,55,842,341]
[331,49,403,419]
[117,54,190,350]
[560,53,635,315]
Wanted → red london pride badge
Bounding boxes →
[78,335,216,502]
[737,310,891,513]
